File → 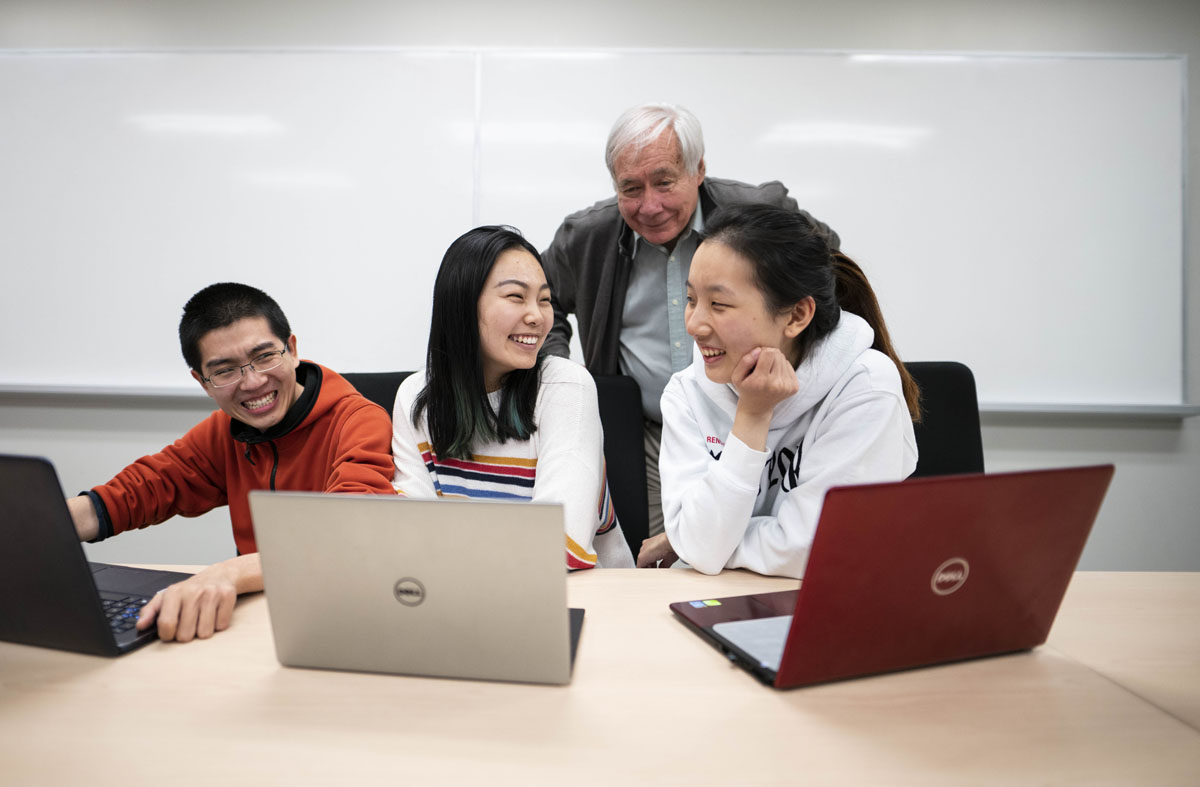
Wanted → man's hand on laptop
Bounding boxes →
[136,554,264,642]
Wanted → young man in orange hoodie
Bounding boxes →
[67,282,395,643]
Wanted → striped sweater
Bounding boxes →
[391,356,634,569]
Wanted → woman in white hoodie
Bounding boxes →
[638,204,920,577]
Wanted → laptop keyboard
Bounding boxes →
[100,594,151,634]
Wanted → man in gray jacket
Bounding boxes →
[541,103,838,542]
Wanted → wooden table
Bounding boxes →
[3,569,1198,784]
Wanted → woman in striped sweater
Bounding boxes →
[391,225,634,569]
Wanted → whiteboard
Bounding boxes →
[0,51,477,389]
[0,50,1186,407]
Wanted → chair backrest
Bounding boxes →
[593,375,649,556]
[340,371,415,416]
[904,361,985,477]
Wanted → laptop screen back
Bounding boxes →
[251,492,576,685]
[671,465,1114,689]
[776,464,1114,687]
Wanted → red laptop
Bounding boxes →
[670,464,1115,689]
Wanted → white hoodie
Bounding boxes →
[659,312,917,578]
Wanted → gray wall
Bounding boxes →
[1,0,1198,570]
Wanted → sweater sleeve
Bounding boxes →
[322,400,396,495]
[532,360,633,569]
[659,379,764,576]
[390,375,441,498]
[727,391,914,577]
[92,413,230,534]
[661,379,914,578]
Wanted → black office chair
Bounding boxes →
[341,371,415,417]
[593,375,649,557]
[904,361,985,477]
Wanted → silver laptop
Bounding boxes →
[249,492,583,685]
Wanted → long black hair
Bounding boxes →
[412,226,546,459]
[703,204,920,421]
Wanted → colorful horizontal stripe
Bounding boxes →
[416,442,614,571]
[566,535,598,570]
[418,442,536,501]
[438,485,530,501]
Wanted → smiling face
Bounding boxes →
[613,130,705,250]
[190,315,302,431]
[477,248,553,392]
[685,240,813,384]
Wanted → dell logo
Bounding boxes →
[931,558,970,596]
[393,577,426,607]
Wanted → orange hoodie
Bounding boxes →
[92,362,394,555]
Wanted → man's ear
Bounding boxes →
[287,334,298,357]
[190,368,214,398]
[696,157,706,183]
[783,296,816,338]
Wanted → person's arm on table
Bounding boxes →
[137,404,392,642]
[533,362,634,569]
[65,490,258,642]
[135,554,261,642]
[137,406,393,642]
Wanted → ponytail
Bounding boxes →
[833,253,921,422]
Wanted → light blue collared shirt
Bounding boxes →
[618,203,704,423]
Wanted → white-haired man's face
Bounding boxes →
[613,130,705,250]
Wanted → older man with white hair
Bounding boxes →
[542,103,839,542]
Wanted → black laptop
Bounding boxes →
[0,454,193,656]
